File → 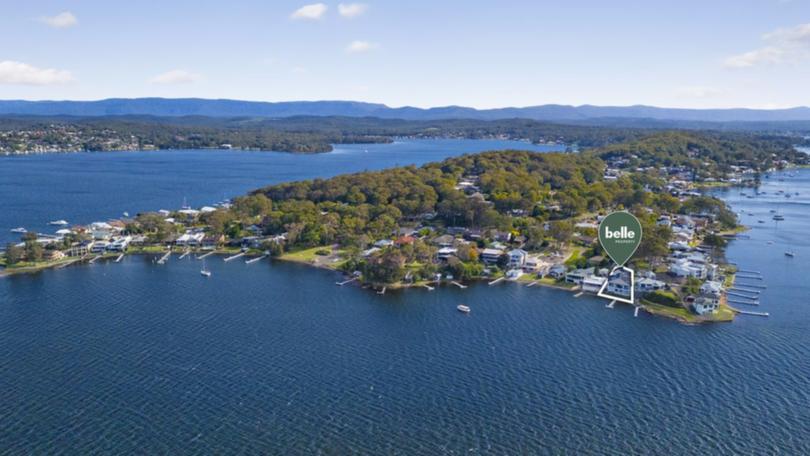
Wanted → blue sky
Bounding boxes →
[1,0,809,108]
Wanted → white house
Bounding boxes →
[607,277,632,297]
[437,247,458,261]
[692,296,719,315]
[507,249,528,269]
[566,267,595,284]
[582,275,607,293]
[636,277,666,293]
[548,264,567,279]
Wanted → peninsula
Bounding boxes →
[2,130,806,324]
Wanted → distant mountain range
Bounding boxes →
[2,98,810,123]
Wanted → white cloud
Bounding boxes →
[0,61,74,85]
[676,86,723,98]
[38,11,78,28]
[346,40,379,53]
[338,3,368,18]
[724,23,810,68]
[149,69,201,84]
[291,3,328,20]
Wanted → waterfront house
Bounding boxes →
[523,256,542,273]
[548,264,567,279]
[692,296,719,315]
[480,248,504,265]
[507,249,528,269]
[582,275,607,293]
[636,277,666,293]
[700,280,723,297]
[566,267,595,284]
[176,232,205,248]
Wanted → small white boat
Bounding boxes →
[200,260,212,277]
[123,211,129,217]
[10,227,27,234]
[785,251,796,257]
[48,219,69,226]
[457,304,471,314]
[773,215,785,221]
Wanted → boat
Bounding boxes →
[48,220,69,226]
[10,227,27,234]
[773,214,785,221]
[785,251,796,257]
[457,304,471,314]
[200,259,212,277]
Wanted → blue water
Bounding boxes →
[1,145,810,453]
[0,139,561,246]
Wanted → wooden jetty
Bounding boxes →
[224,252,245,262]
[451,281,468,289]
[245,255,267,264]
[157,251,171,264]
[197,251,215,260]
[488,277,505,286]
[336,277,358,286]
[114,254,124,263]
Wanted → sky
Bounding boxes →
[0,0,809,109]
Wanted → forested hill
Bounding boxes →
[3,98,810,124]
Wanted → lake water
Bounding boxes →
[0,139,561,246]
[1,143,809,453]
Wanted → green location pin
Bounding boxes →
[598,211,643,267]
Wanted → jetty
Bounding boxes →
[728,291,759,299]
[114,254,124,263]
[224,252,245,262]
[526,280,538,287]
[488,277,505,286]
[606,300,616,309]
[451,281,468,289]
[737,269,760,274]
[179,250,191,260]
[377,286,386,295]
[733,308,770,317]
[729,287,761,294]
[245,255,267,264]
[736,274,763,281]
[336,277,358,286]
[157,251,171,264]
[421,284,434,291]
[634,306,640,317]
[89,255,102,264]
[734,283,767,289]
[574,291,584,298]
[197,251,215,260]
[728,298,759,306]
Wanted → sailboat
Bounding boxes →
[200,259,212,277]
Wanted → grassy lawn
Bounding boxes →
[280,246,347,269]
[642,300,735,323]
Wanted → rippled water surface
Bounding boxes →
[1,148,809,453]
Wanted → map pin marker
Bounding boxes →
[598,211,643,267]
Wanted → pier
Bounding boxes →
[526,280,538,287]
[245,255,267,264]
[336,277,358,286]
[732,308,770,317]
[634,306,640,317]
[728,298,759,306]
[729,287,761,294]
[734,283,767,289]
[114,254,124,263]
[421,284,434,291]
[89,255,102,264]
[178,250,191,260]
[451,281,468,289]
[157,251,171,264]
[727,291,760,299]
[377,286,386,295]
[197,251,215,260]
[574,291,584,298]
[735,274,763,281]
[224,252,245,262]
[606,300,616,309]
[488,277,505,286]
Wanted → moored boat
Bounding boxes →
[48,219,69,226]
[10,227,27,233]
[457,304,471,313]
